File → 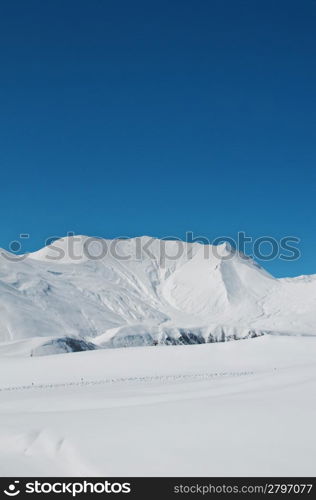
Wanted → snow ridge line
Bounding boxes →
[0,370,254,392]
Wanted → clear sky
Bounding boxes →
[0,0,315,277]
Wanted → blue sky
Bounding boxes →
[0,0,315,277]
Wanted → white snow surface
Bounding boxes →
[0,236,316,476]
[0,235,315,353]
[0,336,316,476]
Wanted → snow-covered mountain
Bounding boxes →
[0,235,315,354]
[1,237,316,476]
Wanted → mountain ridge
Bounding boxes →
[0,235,315,354]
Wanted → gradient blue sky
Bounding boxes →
[0,0,315,277]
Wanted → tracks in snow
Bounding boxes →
[0,370,255,393]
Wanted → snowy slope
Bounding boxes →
[0,235,315,353]
[0,237,316,476]
[0,336,316,476]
